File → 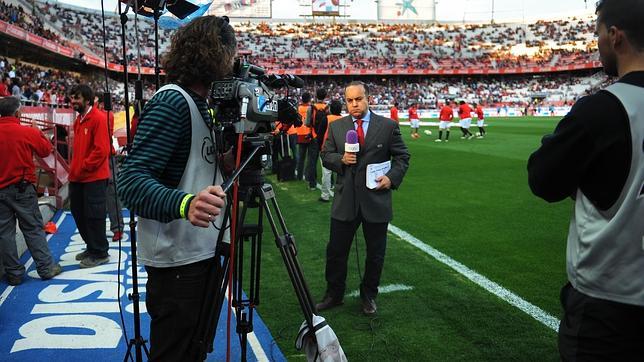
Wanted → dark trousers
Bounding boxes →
[558,282,644,361]
[69,180,109,258]
[0,184,54,277]
[297,140,319,188]
[106,156,124,233]
[145,258,216,362]
[325,213,388,300]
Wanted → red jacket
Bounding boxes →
[0,116,53,189]
[69,106,110,182]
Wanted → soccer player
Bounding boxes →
[435,101,454,142]
[473,103,486,138]
[390,101,399,123]
[457,101,474,139]
[408,102,420,139]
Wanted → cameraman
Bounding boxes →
[118,16,236,361]
[0,96,62,285]
[528,0,644,359]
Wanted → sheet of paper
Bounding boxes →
[366,160,391,189]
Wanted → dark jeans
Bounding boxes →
[145,258,216,362]
[69,180,109,258]
[558,282,644,361]
[106,156,124,233]
[297,140,319,188]
[325,212,388,300]
[0,184,55,277]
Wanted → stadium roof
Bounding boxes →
[56,0,593,23]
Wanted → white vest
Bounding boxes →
[138,85,228,268]
[566,82,644,306]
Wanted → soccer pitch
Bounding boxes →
[254,116,570,361]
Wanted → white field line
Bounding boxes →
[388,224,560,332]
[346,283,413,298]
[0,213,67,308]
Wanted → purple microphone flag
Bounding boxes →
[346,130,358,144]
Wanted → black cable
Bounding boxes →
[99,0,131,357]
[353,230,363,282]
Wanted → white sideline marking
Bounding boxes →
[388,225,560,332]
[346,283,413,298]
[0,213,67,308]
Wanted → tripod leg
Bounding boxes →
[258,184,317,329]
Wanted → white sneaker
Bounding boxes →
[434,139,442,142]
[445,139,449,142]
[460,136,466,139]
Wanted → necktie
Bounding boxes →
[356,119,365,147]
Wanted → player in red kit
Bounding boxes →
[473,103,486,138]
[390,102,399,123]
[458,101,474,139]
[435,101,454,142]
[408,103,420,139]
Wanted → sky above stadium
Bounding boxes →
[57,0,593,22]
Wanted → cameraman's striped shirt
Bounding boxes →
[118,86,211,222]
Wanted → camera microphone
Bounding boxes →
[263,74,305,89]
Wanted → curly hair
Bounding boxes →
[163,16,237,86]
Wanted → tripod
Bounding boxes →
[192,139,317,361]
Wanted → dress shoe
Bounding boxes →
[315,295,344,312]
[362,297,377,316]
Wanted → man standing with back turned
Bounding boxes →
[528,0,644,359]
[118,16,235,361]
[317,81,410,316]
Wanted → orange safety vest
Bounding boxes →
[322,114,343,148]
[296,103,315,141]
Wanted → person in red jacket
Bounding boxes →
[68,84,111,268]
[0,96,62,285]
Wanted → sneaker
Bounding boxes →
[40,263,62,280]
[361,297,377,316]
[318,197,330,203]
[468,135,475,139]
[79,255,110,269]
[75,250,89,261]
[6,274,22,286]
[445,139,449,142]
[434,139,442,142]
[460,136,466,139]
[112,231,123,242]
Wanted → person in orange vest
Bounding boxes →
[306,88,329,191]
[319,99,343,202]
[0,96,62,285]
[296,92,316,188]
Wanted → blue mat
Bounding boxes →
[0,211,286,361]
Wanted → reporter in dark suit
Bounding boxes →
[317,81,410,315]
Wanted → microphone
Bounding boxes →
[263,74,305,89]
[345,130,359,153]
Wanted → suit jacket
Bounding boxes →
[321,111,410,223]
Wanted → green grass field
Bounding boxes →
[251,116,572,361]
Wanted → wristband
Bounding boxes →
[179,193,195,219]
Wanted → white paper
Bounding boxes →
[366,161,391,189]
